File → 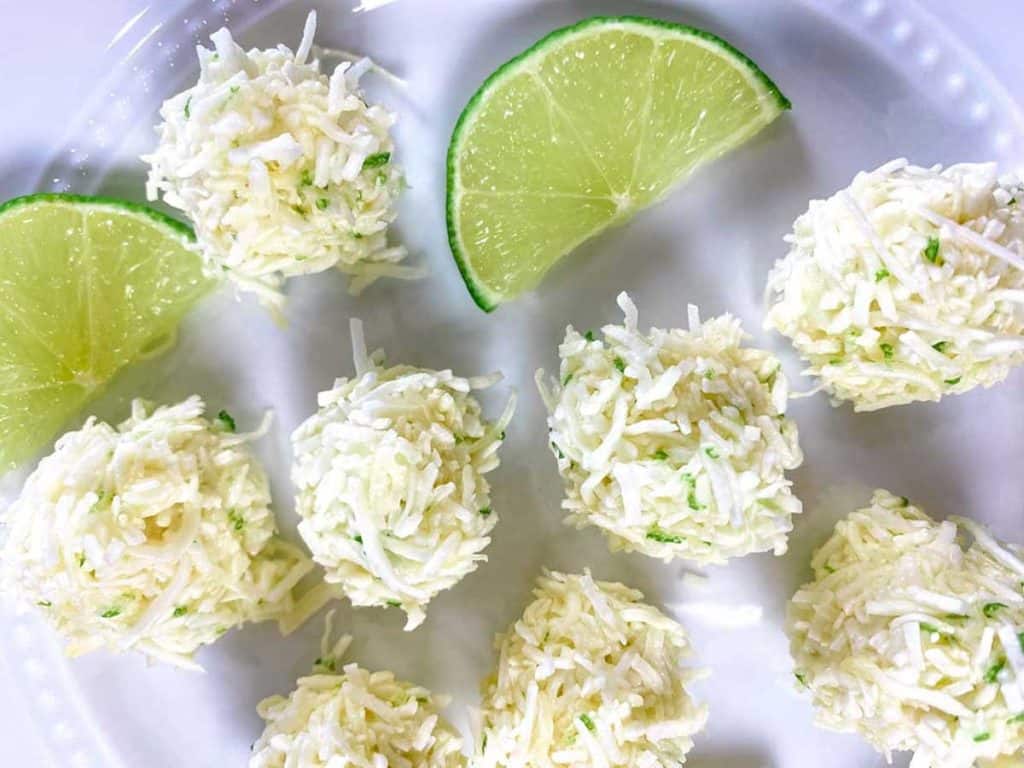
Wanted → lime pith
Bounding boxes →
[446,16,791,311]
[0,194,211,469]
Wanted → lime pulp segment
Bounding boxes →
[446,16,791,310]
[0,194,211,469]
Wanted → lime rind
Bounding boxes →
[446,15,791,311]
[0,193,196,243]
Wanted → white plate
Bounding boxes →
[3,1,1024,766]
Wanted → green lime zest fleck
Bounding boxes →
[562,372,573,386]
[899,496,910,507]
[984,658,1006,684]
[823,564,836,574]
[880,342,894,360]
[184,96,192,119]
[652,449,669,461]
[479,507,492,517]
[646,528,683,544]
[314,656,337,673]
[944,376,962,386]
[613,357,626,374]
[354,534,363,544]
[584,330,596,342]
[101,607,121,619]
[228,509,245,531]
[579,713,596,732]
[795,671,808,687]
[172,606,188,618]
[973,732,991,743]
[1009,712,1024,723]
[316,198,329,210]
[682,473,703,510]
[923,236,942,265]
[300,169,313,186]
[704,446,720,459]
[363,152,391,169]
[216,409,236,432]
[386,599,402,608]
[37,600,52,607]
[932,341,949,353]
[983,602,1007,618]
[874,268,890,282]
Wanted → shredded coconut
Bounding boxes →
[143,12,418,315]
[477,570,707,767]
[0,397,312,669]
[788,490,1024,767]
[251,614,462,767]
[765,159,1024,411]
[537,292,803,564]
[291,319,515,630]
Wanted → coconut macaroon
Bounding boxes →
[477,570,707,767]
[0,397,311,669]
[788,490,1024,767]
[291,319,515,630]
[143,12,417,313]
[536,292,803,564]
[251,624,463,768]
[765,159,1024,411]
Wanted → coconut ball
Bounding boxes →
[144,12,417,313]
[788,490,1024,767]
[251,630,462,768]
[765,159,1024,411]
[291,319,515,630]
[0,396,311,669]
[478,570,707,767]
[537,292,803,564]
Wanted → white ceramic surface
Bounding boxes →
[2,1,1023,766]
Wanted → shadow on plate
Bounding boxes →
[687,746,774,768]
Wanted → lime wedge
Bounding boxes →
[446,16,790,310]
[0,194,211,469]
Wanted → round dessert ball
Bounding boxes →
[478,570,707,767]
[143,12,416,313]
[537,292,803,564]
[765,159,1024,411]
[788,490,1024,766]
[251,633,462,768]
[0,397,311,669]
[291,320,515,630]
